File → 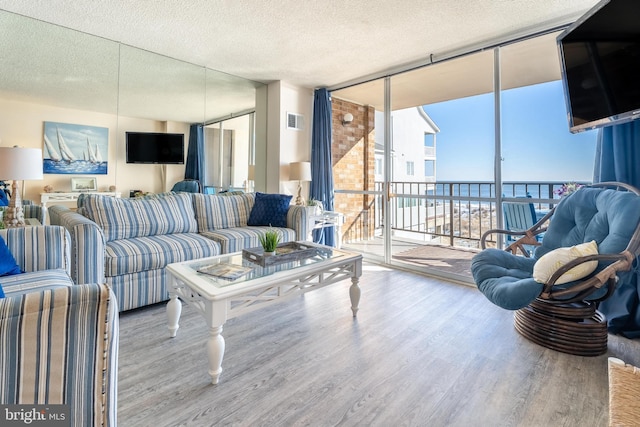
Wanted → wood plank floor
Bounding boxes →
[117,264,611,427]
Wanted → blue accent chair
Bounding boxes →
[472,182,640,356]
[171,179,201,193]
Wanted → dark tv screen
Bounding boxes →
[558,0,640,133]
[126,132,184,164]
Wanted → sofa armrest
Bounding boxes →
[0,283,118,427]
[287,205,309,241]
[49,207,106,285]
[0,226,71,275]
[21,202,46,224]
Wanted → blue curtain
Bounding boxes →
[185,124,204,182]
[594,120,640,338]
[309,88,335,247]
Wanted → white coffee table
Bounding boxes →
[165,242,363,384]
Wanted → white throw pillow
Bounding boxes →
[533,240,598,284]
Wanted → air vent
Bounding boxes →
[287,112,304,130]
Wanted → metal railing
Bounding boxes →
[341,180,589,249]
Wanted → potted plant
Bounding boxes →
[305,199,323,220]
[554,182,584,198]
[259,229,281,256]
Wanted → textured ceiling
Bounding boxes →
[0,0,600,89]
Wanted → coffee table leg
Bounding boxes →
[207,325,225,384]
[167,294,182,338]
[350,276,361,317]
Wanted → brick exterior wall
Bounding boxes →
[332,98,376,243]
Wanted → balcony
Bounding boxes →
[423,146,436,157]
[337,181,586,281]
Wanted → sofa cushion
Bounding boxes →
[534,188,640,259]
[0,269,73,297]
[471,248,542,310]
[82,192,198,242]
[104,233,220,277]
[193,192,255,231]
[0,236,21,278]
[200,226,296,254]
[247,193,292,228]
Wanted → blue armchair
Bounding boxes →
[472,182,640,356]
[171,179,201,193]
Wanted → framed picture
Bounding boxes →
[70,177,97,192]
[43,121,109,175]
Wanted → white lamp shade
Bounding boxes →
[289,161,311,181]
[0,147,44,180]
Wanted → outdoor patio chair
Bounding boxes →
[471,182,640,356]
[502,196,543,256]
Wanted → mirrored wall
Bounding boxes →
[0,9,265,199]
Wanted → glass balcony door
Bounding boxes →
[331,79,388,262]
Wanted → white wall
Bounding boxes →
[1,82,310,205]
[265,81,313,198]
[0,98,187,203]
[374,107,437,184]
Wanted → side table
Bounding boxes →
[309,211,345,249]
[40,191,122,208]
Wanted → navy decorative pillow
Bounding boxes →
[0,189,9,206]
[0,236,22,279]
[247,193,292,228]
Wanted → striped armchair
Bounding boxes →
[22,199,47,224]
[0,226,118,427]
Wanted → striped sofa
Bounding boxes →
[50,192,308,311]
[0,226,118,427]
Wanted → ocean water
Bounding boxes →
[427,183,562,199]
[44,159,108,175]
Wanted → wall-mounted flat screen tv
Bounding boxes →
[126,132,185,164]
[558,0,640,133]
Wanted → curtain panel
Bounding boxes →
[185,124,204,183]
[309,88,335,247]
[594,120,640,338]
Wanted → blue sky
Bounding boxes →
[423,80,597,182]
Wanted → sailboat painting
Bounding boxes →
[43,121,108,174]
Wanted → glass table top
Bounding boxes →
[180,244,348,289]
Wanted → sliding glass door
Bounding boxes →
[203,113,254,193]
[328,30,597,282]
[331,79,388,261]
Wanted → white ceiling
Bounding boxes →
[0,0,600,89]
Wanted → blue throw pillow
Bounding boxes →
[247,193,292,228]
[0,235,22,278]
[0,189,8,206]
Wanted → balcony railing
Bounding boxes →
[424,146,436,157]
[339,181,589,249]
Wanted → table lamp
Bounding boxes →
[0,147,44,228]
[289,161,312,206]
[246,164,255,192]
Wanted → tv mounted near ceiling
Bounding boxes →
[126,132,185,164]
[558,0,640,133]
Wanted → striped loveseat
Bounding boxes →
[0,226,118,427]
[50,192,308,311]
